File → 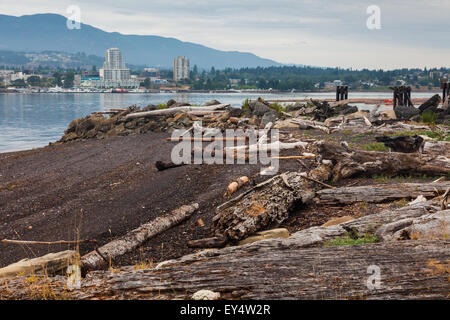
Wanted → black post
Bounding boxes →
[336,86,340,101]
[393,87,397,108]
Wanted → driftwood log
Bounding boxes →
[154,161,185,171]
[81,203,199,271]
[1,240,447,299]
[316,141,450,182]
[124,104,229,119]
[315,182,450,205]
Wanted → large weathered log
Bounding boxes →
[0,251,76,279]
[213,164,332,241]
[81,203,199,271]
[234,200,441,250]
[124,104,229,119]
[315,182,450,205]
[2,240,447,300]
[316,141,450,182]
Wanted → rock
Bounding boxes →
[238,228,290,245]
[311,101,334,121]
[167,99,176,107]
[142,104,158,111]
[248,116,260,126]
[0,250,76,279]
[260,111,279,127]
[204,99,221,106]
[418,94,441,113]
[171,102,191,108]
[338,104,358,115]
[65,118,80,134]
[228,107,243,118]
[76,116,102,135]
[192,290,221,300]
[249,101,271,117]
[61,132,78,142]
[322,216,354,227]
[394,105,420,120]
[285,103,303,112]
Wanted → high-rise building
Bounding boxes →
[90,48,139,89]
[173,56,190,81]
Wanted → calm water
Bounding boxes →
[0,92,436,153]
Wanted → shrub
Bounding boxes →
[420,111,437,124]
[362,142,389,151]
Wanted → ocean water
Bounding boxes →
[0,92,436,153]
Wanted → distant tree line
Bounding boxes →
[180,65,447,91]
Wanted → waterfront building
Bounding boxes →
[91,48,139,89]
[173,56,190,81]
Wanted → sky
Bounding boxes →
[0,0,449,70]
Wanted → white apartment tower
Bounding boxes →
[96,48,139,88]
[173,56,190,81]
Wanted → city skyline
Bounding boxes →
[0,1,449,70]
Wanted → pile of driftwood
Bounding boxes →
[1,97,449,300]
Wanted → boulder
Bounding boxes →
[142,104,158,111]
[204,99,221,106]
[65,118,80,134]
[192,290,221,300]
[249,101,271,117]
[394,105,420,120]
[166,99,177,107]
[418,94,441,113]
[337,104,358,115]
[228,107,243,118]
[260,111,279,127]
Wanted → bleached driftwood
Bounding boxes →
[290,118,331,134]
[81,203,199,271]
[315,182,450,205]
[124,104,229,119]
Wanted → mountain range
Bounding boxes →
[0,13,281,69]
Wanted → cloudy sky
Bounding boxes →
[1,0,449,69]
